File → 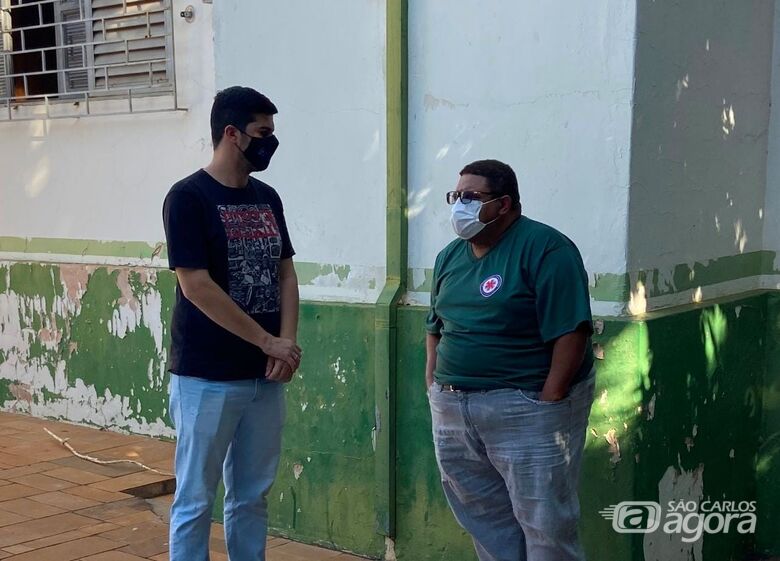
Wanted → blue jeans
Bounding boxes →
[168,374,285,561]
[428,372,596,561]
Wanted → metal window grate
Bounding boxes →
[0,0,180,121]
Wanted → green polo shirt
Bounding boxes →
[426,215,594,391]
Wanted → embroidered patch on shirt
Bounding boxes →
[480,274,503,297]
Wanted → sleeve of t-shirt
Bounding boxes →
[425,254,443,335]
[270,189,296,260]
[162,189,209,270]
[534,244,593,343]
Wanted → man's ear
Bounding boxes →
[500,195,512,215]
[223,124,241,146]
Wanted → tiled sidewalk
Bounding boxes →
[0,411,366,560]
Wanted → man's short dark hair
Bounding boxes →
[460,159,520,210]
[210,86,278,147]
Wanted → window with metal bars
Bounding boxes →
[0,0,178,120]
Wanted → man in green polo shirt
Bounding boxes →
[426,159,596,561]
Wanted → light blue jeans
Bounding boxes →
[428,372,596,561]
[168,374,285,561]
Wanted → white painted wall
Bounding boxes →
[407,1,636,282]
[0,0,216,245]
[213,0,388,293]
[1,0,389,302]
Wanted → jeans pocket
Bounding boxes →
[517,388,570,406]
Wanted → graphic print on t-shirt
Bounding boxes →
[218,204,283,314]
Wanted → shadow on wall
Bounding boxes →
[626,0,774,282]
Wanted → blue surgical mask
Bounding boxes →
[450,198,501,239]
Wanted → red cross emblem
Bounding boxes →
[480,274,503,297]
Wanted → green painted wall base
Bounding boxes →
[397,294,776,561]
[757,292,780,557]
[1,262,779,560]
[213,302,382,557]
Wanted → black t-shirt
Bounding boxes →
[162,169,295,380]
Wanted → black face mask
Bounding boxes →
[239,131,279,171]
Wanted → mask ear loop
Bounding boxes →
[478,195,508,226]
[229,127,249,154]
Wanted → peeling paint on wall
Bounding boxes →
[294,263,383,303]
[5,237,776,313]
[384,537,397,561]
[647,393,657,420]
[643,465,705,561]
[605,428,622,464]
[0,262,174,437]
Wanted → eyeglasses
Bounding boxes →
[446,190,496,205]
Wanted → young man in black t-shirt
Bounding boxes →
[163,86,301,561]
